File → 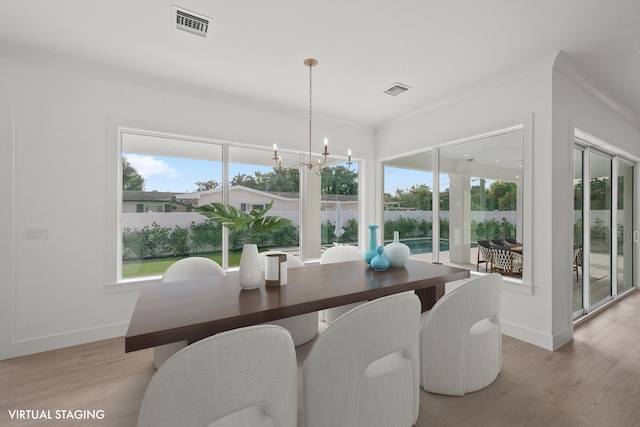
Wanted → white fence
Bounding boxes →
[122,210,518,231]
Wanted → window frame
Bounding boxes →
[113,127,362,286]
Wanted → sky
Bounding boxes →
[124,153,455,195]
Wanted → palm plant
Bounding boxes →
[195,200,291,245]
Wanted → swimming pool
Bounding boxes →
[384,238,477,254]
[383,238,449,255]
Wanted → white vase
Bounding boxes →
[238,244,261,289]
[384,231,410,267]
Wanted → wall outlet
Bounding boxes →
[27,228,49,239]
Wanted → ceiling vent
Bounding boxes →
[383,82,411,96]
[173,6,211,37]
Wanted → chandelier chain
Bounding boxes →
[308,61,313,158]
[272,58,351,175]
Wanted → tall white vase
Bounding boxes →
[238,244,261,289]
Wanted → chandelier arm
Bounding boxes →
[273,57,349,174]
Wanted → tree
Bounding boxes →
[264,168,300,192]
[194,180,220,191]
[486,181,517,211]
[123,156,145,190]
[322,165,358,195]
[230,173,257,188]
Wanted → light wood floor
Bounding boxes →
[2,290,640,426]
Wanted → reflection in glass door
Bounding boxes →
[573,148,584,315]
[617,161,634,294]
[588,151,612,308]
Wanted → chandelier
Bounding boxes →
[273,58,352,175]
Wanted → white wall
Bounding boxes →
[377,51,640,351]
[377,53,556,349]
[551,53,640,346]
[0,48,375,360]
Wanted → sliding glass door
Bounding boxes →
[617,161,634,294]
[573,141,635,320]
[588,150,612,309]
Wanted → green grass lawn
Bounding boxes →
[122,252,243,279]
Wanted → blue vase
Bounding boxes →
[370,246,390,272]
[364,225,379,265]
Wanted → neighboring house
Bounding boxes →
[122,190,194,213]
[123,186,358,230]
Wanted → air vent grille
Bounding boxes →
[383,83,411,96]
[175,7,210,37]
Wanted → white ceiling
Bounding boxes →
[1,0,639,125]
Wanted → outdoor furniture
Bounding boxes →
[319,245,365,324]
[491,239,506,246]
[257,251,319,346]
[154,257,225,369]
[476,240,493,272]
[491,245,522,276]
[303,293,420,427]
[573,245,583,281]
[420,273,502,396]
[138,325,297,427]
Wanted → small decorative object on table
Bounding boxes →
[265,253,288,287]
[384,231,410,267]
[370,246,390,271]
[364,225,379,265]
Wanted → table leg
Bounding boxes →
[415,284,445,312]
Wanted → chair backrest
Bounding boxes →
[303,293,421,427]
[257,251,305,270]
[421,273,502,395]
[491,239,505,246]
[320,245,362,264]
[491,247,513,271]
[138,325,297,427]
[478,245,493,261]
[161,257,225,283]
[477,240,492,248]
[504,237,518,245]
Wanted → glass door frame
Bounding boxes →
[574,136,636,320]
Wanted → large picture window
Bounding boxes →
[121,132,223,279]
[120,130,361,281]
[382,127,524,277]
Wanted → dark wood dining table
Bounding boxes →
[125,259,470,353]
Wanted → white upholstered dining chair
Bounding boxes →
[258,251,319,346]
[420,273,502,396]
[154,257,225,369]
[319,245,364,324]
[303,293,421,427]
[138,325,297,427]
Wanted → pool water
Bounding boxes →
[384,238,478,255]
[383,238,449,255]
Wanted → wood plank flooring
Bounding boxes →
[2,290,640,426]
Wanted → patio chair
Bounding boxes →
[476,240,493,272]
[491,239,506,246]
[573,245,582,281]
[491,245,522,276]
[504,237,520,245]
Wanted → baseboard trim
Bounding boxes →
[501,319,557,351]
[1,322,129,361]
